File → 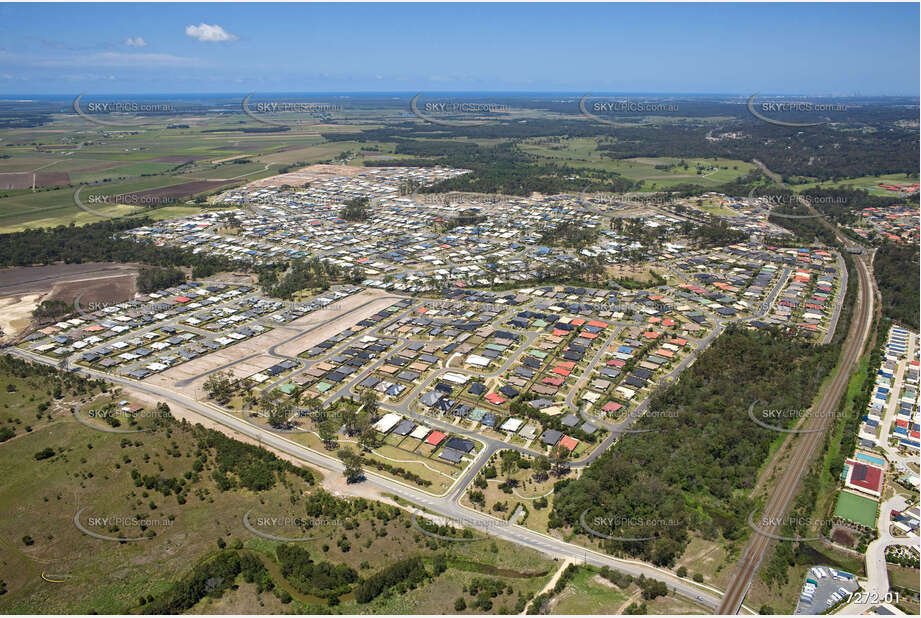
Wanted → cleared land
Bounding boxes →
[518,137,755,190]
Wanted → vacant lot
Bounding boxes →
[0,263,139,298]
[0,171,70,189]
[148,289,399,397]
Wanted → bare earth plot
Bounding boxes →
[45,274,136,307]
[246,163,364,187]
[148,289,400,397]
[0,294,40,339]
[0,263,140,339]
[0,263,140,297]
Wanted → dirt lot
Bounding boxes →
[147,289,401,397]
[0,171,70,189]
[0,294,40,340]
[0,263,140,339]
[0,263,140,297]
[247,163,364,188]
[116,179,232,202]
[45,274,136,309]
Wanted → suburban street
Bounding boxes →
[9,344,752,613]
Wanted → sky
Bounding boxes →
[0,2,917,96]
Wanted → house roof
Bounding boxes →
[425,430,447,446]
[559,435,579,451]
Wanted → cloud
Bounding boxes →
[125,37,147,48]
[185,23,238,42]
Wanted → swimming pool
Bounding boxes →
[854,452,886,467]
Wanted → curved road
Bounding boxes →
[8,345,751,613]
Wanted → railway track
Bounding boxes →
[717,193,877,613]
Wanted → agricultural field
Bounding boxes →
[0,113,388,231]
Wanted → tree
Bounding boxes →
[339,197,371,221]
[549,444,569,476]
[267,402,291,429]
[500,451,518,481]
[203,370,234,402]
[298,393,324,421]
[338,447,363,483]
[358,426,380,452]
[340,406,359,435]
[533,455,551,481]
[318,419,338,448]
[454,597,467,611]
[359,389,380,417]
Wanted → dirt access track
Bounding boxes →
[146,288,403,398]
[0,262,140,298]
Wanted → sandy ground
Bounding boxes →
[147,288,400,397]
[531,558,574,614]
[0,294,41,340]
[247,163,364,188]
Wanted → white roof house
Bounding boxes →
[465,354,491,368]
[372,413,402,434]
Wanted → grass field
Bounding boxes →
[833,491,878,527]
[549,566,630,614]
[692,197,739,216]
[791,172,919,195]
[0,358,557,614]
[518,137,754,190]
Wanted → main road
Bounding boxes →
[8,344,753,613]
